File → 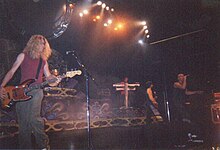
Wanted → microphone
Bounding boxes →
[66,50,75,54]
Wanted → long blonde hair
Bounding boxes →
[23,35,52,60]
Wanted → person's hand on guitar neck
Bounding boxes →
[46,74,62,87]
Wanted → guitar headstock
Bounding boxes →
[66,70,82,78]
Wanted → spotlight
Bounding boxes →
[146,35,150,38]
[138,39,144,45]
[106,6,110,11]
[63,4,67,11]
[79,13,83,17]
[104,23,108,27]
[102,3,106,8]
[83,9,89,15]
[117,23,123,29]
[111,8,114,12]
[145,30,149,34]
[143,26,148,29]
[141,21,147,26]
[69,3,74,9]
[97,1,102,6]
[107,19,112,24]
[114,27,118,31]
[96,15,101,19]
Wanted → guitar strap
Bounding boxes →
[35,58,42,80]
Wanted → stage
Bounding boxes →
[0,88,220,149]
[0,122,219,149]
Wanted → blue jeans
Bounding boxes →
[16,89,49,149]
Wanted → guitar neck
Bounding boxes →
[25,75,66,92]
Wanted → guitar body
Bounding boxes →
[1,70,82,109]
[1,79,35,108]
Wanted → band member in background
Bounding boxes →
[145,81,163,123]
[172,73,203,123]
[0,35,60,149]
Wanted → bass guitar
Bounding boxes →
[0,70,82,109]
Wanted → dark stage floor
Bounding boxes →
[1,122,220,150]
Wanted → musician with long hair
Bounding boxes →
[0,35,60,149]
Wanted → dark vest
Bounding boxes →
[20,53,45,84]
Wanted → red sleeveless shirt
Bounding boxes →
[20,53,46,84]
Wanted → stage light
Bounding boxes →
[104,23,108,27]
[96,15,101,19]
[146,35,150,38]
[79,13,83,17]
[63,4,67,11]
[143,25,148,29]
[114,27,118,31]
[102,3,106,8]
[106,6,110,11]
[111,8,114,12]
[69,3,74,9]
[141,21,147,26]
[93,18,97,22]
[83,9,89,15]
[117,23,123,29]
[97,1,102,6]
[145,29,149,34]
[138,39,144,45]
[107,19,112,24]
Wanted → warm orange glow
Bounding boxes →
[96,15,101,20]
[93,19,97,22]
[69,3,74,9]
[117,23,123,29]
[63,5,66,11]
[114,27,118,31]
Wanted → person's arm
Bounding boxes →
[0,53,25,99]
[174,76,187,89]
[43,61,61,87]
[1,53,25,87]
[147,88,158,107]
[185,89,203,95]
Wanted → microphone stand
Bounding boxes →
[163,72,171,122]
[68,51,92,150]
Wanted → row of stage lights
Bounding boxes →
[138,21,150,45]
[77,1,150,44]
[79,1,114,18]
[96,1,114,12]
